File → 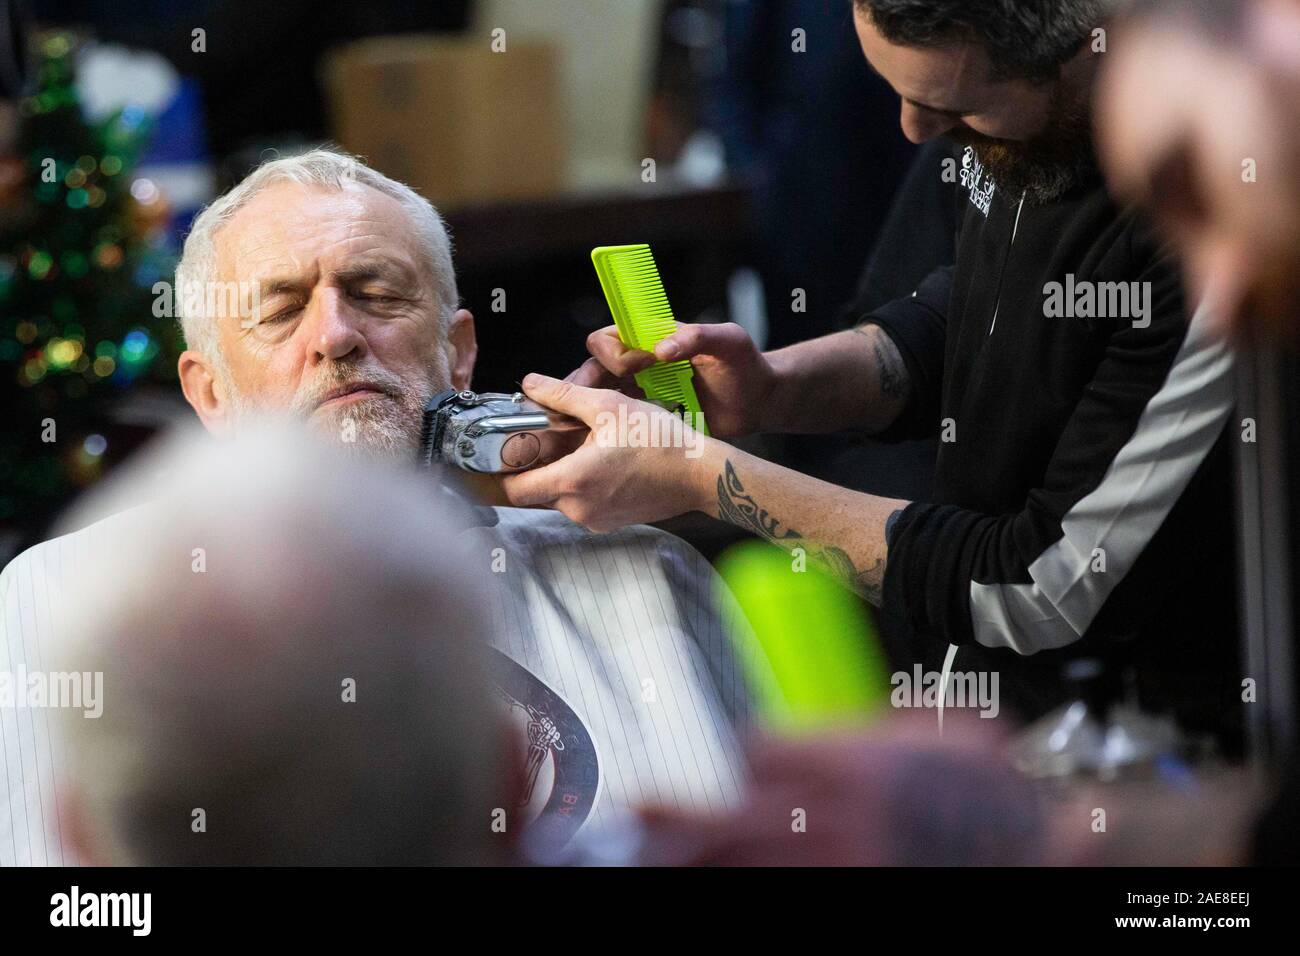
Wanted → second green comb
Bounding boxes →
[591,243,708,436]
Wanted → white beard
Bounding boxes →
[218,364,446,465]
[307,393,423,462]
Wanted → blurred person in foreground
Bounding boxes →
[1098,0,1300,866]
[0,149,749,866]
[49,426,513,865]
[1096,0,1300,343]
[637,714,1260,866]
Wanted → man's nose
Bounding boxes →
[305,289,367,365]
[900,102,958,144]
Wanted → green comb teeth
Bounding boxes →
[591,244,709,436]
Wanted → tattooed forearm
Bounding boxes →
[815,545,886,606]
[716,459,887,604]
[716,458,802,540]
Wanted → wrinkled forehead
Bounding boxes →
[212,180,428,286]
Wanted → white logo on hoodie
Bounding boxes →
[960,147,996,217]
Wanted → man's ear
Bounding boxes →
[446,308,477,392]
[178,350,234,435]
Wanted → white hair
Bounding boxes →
[51,424,504,865]
[175,147,459,363]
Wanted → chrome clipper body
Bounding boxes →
[420,389,585,474]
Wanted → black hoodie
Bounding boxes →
[856,145,1240,746]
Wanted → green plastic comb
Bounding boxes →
[715,539,891,730]
[591,244,709,436]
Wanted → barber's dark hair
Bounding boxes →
[853,0,1122,83]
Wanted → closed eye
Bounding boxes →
[352,291,409,309]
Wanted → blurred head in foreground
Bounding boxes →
[175,148,478,461]
[50,425,511,865]
[1097,0,1300,340]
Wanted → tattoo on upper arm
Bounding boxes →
[853,323,908,404]
[715,458,887,605]
[874,336,907,401]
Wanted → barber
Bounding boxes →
[503,0,1241,740]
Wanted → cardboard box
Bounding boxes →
[323,35,565,208]
[475,0,660,190]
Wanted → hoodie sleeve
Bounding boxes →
[881,258,1235,655]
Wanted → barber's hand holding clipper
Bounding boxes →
[499,375,714,532]
[503,323,776,531]
[503,320,912,606]
[505,322,787,531]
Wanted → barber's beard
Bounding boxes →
[219,359,448,464]
[948,79,1097,205]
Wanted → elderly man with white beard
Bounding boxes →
[0,149,750,866]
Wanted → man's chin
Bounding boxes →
[305,398,421,463]
[225,382,434,463]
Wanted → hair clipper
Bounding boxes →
[419,389,585,474]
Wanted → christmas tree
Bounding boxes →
[0,32,181,548]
